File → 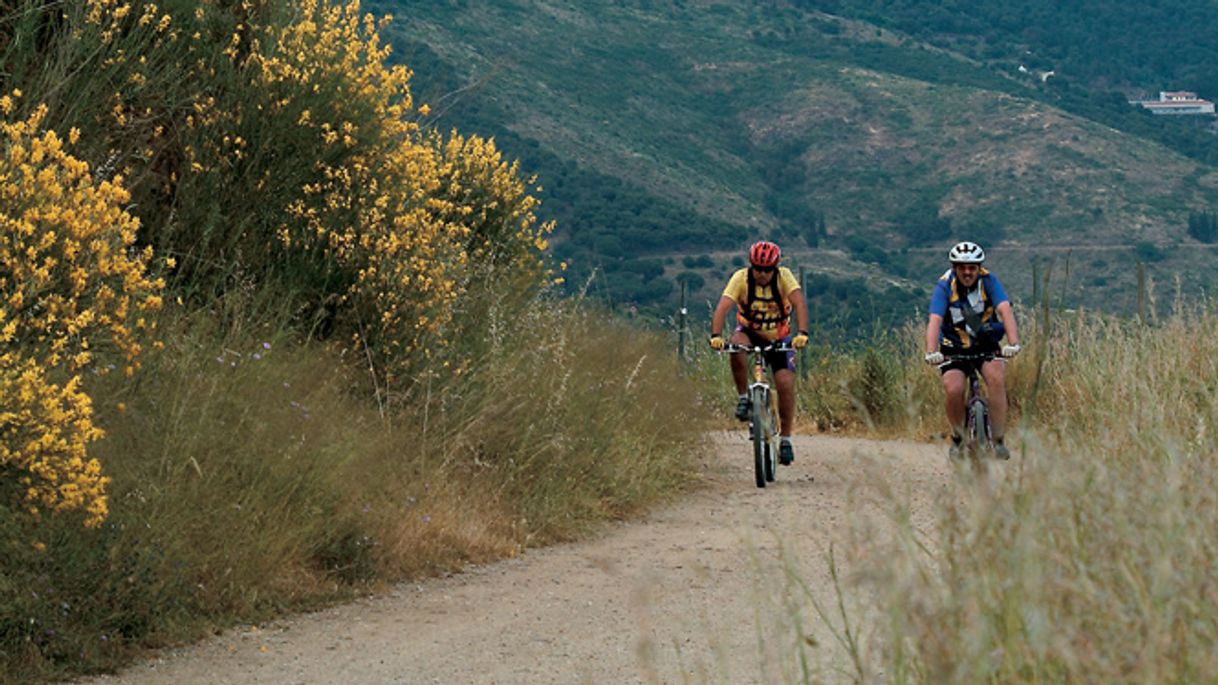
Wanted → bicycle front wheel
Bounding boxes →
[751,387,769,488]
[969,399,990,450]
[966,398,991,473]
[764,392,778,482]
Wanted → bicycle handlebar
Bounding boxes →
[722,342,796,354]
[936,350,999,367]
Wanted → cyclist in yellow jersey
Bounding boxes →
[708,241,811,466]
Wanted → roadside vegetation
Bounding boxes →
[0,2,707,682]
[848,300,1218,683]
[734,291,1218,683]
[685,269,1216,682]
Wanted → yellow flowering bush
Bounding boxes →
[0,101,162,526]
[0,358,108,526]
[255,1,551,389]
[6,0,553,396]
[434,131,554,281]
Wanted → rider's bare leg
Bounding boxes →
[981,360,1008,440]
[774,367,795,436]
[728,331,751,395]
[941,368,967,438]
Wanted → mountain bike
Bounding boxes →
[941,351,998,469]
[724,342,793,488]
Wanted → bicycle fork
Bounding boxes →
[747,357,767,437]
[747,383,768,439]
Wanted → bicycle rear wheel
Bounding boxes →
[751,387,769,488]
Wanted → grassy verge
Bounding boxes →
[684,296,1217,682]
[794,304,1218,683]
[0,296,709,683]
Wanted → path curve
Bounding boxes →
[84,433,966,685]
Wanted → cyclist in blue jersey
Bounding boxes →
[923,241,1022,460]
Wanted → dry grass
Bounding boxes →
[693,294,1218,682]
[829,302,1218,683]
[0,297,710,683]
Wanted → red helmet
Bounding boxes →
[749,241,781,268]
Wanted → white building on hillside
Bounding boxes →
[1136,91,1216,115]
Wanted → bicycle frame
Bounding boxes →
[724,342,793,488]
[940,351,998,464]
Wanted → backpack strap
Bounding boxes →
[954,276,985,334]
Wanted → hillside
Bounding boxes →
[373,0,1218,327]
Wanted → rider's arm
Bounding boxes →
[710,295,736,337]
[925,313,944,354]
[926,280,949,354]
[995,301,1019,346]
[788,287,810,336]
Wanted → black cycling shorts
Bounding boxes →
[939,346,1001,376]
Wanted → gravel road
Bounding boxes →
[83,433,963,685]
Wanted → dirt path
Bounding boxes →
[85,433,965,685]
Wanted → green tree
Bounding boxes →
[1188,210,1218,243]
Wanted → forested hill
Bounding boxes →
[791,0,1218,165]
[799,0,1218,102]
[373,0,1218,334]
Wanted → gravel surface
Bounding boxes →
[82,433,968,685]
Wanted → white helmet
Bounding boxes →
[948,241,985,264]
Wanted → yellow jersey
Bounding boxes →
[722,266,801,340]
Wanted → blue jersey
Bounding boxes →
[929,268,1009,350]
